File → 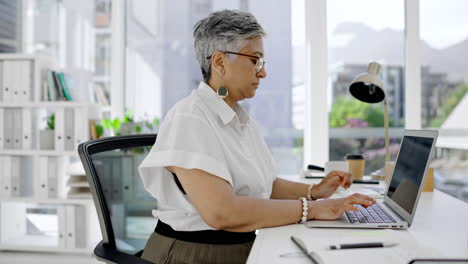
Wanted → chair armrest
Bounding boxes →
[94,241,154,264]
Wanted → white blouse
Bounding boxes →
[138,82,277,231]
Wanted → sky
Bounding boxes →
[292,0,468,49]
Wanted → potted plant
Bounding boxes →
[40,114,55,150]
[96,110,159,137]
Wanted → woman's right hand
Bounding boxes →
[308,193,376,220]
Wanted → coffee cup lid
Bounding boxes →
[345,154,364,160]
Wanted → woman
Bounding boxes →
[139,9,375,264]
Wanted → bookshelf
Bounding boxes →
[0,53,101,253]
[93,0,112,110]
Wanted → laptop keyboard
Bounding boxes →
[345,203,397,224]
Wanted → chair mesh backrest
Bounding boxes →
[78,134,158,255]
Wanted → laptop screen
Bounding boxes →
[386,136,434,215]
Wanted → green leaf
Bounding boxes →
[135,125,142,133]
[145,122,153,130]
[111,118,121,133]
[153,117,159,127]
[101,119,112,130]
[122,116,131,123]
[47,114,55,130]
[96,124,104,137]
[123,109,133,123]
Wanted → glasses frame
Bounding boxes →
[206,51,265,73]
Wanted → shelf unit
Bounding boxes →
[93,23,112,109]
[0,54,101,254]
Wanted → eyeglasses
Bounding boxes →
[206,51,266,73]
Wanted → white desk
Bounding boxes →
[247,175,468,264]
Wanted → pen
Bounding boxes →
[291,236,320,264]
[329,242,398,250]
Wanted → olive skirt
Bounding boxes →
[141,232,254,264]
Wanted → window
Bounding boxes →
[327,0,405,174]
[125,0,302,175]
[420,0,468,128]
[0,0,21,52]
[420,0,468,203]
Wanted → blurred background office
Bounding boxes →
[0,0,467,262]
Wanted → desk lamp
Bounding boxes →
[349,62,390,162]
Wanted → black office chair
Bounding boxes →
[78,134,158,264]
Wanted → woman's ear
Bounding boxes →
[211,51,225,76]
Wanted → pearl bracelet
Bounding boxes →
[298,197,308,224]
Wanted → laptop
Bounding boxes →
[307,129,438,229]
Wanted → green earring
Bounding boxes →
[217,86,228,99]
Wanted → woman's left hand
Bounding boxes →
[311,171,352,199]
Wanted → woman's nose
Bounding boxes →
[257,67,267,78]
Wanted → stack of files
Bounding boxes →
[66,181,91,199]
[66,161,91,199]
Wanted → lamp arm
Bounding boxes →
[383,99,390,162]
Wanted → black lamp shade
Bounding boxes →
[349,82,386,103]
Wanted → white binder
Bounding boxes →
[54,108,65,151]
[64,108,75,151]
[4,108,13,149]
[75,205,86,248]
[0,108,4,149]
[0,60,3,102]
[58,205,67,248]
[22,108,32,149]
[10,156,20,197]
[2,60,13,102]
[0,157,4,197]
[13,109,23,149]
[0,156,11,197]
[19,60,32,103]
[122,156,134,201]
[111,157,122,201]
[74,108,89,149]
[48,157,58,198]
[11,60,20,104]
[65,205,76,248]
[0,203,27,244]
[38,156,48,199]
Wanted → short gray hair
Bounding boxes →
[193,9,266,82]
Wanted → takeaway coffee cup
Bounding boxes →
[384,161,396,185]
[345,154,365,180]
